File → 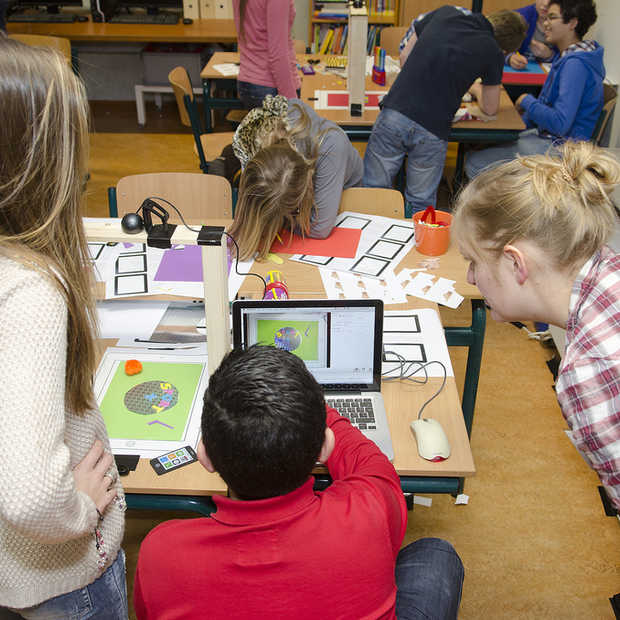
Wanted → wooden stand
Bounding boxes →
[84,218,231,376]
[347,2,368,117]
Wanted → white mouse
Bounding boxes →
[410,418,451,462]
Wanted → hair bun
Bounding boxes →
[558,141,620,199]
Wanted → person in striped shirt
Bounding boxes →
[452,140,620,512]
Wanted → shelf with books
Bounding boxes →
[308,0,399,54]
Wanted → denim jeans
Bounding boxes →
[363,108,448,217]
[395,538,464,620]
[465,128,559,180]
[7,550,128,620]
[237,81,301,110]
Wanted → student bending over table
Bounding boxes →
[233,0,301,109]
[228,94,363,260]
[453,141,620,512]
[506,0,556,69]
[0,38,127,619]
[466,0,603,180]
[362,6,526,217]
[134,345,464,620]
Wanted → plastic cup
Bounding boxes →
[413,209,452,256]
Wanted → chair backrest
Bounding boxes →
[338,187,404,218]
[593,83,617,146]
[114,172,233,220]
[380,27,407,58]
[8,33,72,64]
[168,66,194,128]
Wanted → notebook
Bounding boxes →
[232,299,394,461]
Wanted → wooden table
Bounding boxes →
[7,16,237,43]
[109,230,478,512]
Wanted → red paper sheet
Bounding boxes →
[269,228,362,258]
[326,92,384,109]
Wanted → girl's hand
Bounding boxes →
[73,440,117,514]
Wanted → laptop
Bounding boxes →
[232,299,394,461]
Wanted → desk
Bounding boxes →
[111,230,478,513]
[7,17,237,43]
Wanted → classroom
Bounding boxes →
[1,0,619,618]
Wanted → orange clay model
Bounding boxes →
[124,359,143,376]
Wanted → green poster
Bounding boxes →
[99,361,204,441]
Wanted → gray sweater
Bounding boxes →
[287,99,363,238]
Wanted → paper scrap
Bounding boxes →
[413,495,432,507]
[455,494,469,505]
[212,63,239,77]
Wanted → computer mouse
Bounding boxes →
[183,17,193,24]
[410,418,451,462]
[77,15,89,22]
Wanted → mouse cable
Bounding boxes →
[147,196,267,298]
[382,350,447,420]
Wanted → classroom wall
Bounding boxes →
[293,0,309,46]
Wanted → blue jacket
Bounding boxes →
[520,43,605,141]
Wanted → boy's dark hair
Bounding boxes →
[551,0,597,39]
[487,10,527,54]
[202,345,326,500]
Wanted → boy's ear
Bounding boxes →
[197,438,215,473]
[317,427,335,464]
[503,244,529,285]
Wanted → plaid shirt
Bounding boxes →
[556,246,620,510]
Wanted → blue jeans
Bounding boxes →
[363,108,448,217]
[395,538,464,620]
[8,550,128,620]
[237,81,300,110]
[465,128,559,180]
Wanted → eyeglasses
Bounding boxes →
[543,14,563,22]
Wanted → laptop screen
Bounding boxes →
[232,299,383,389]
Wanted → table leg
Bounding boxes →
[135,85,146,127]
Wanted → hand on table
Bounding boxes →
[515,94,529,113]
[73,439,117,514]
[509,53,528,70]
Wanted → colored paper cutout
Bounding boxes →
[269,228,362,258]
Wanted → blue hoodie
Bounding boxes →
[520,42,605,141]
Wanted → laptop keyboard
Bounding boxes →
[8,12,77,22]
[108,13,179,23]
[326,398,377,430]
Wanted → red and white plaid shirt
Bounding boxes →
[556,246,620,510]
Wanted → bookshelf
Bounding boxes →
[309,1,400,55]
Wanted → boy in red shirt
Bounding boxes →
[134,345,463,619]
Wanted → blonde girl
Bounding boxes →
[0,38,126,618]
[453,141,620,511]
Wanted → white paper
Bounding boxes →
[413,495,432,507]
[96,300,170,340]
[213,63,240,76]
[382,309,454,378]
[319,268,407,305]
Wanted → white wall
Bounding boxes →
[293,0,310,46]
[590,0,620,147]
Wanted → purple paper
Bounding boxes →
[154,244,233,282]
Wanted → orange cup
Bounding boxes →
[413,209,452,256]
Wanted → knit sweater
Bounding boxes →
[0,254,125,610]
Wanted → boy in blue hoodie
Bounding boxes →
[466,0,604,180]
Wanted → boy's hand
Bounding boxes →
[515,94,528,113]
[509,53,527,70]
[73,440,117,514]
[530,39,553,60]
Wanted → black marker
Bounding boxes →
[308,97,318,101]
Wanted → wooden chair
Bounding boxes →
[379,27,407,59]
[168,66,235,174]
[593,84,617,147]
[338,187,405,218]
[8,33,72,65]
[107,172,233,221]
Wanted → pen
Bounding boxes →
[275,232,284,243]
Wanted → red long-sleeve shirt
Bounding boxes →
[233,0,301,99]
[134,407,407,619]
